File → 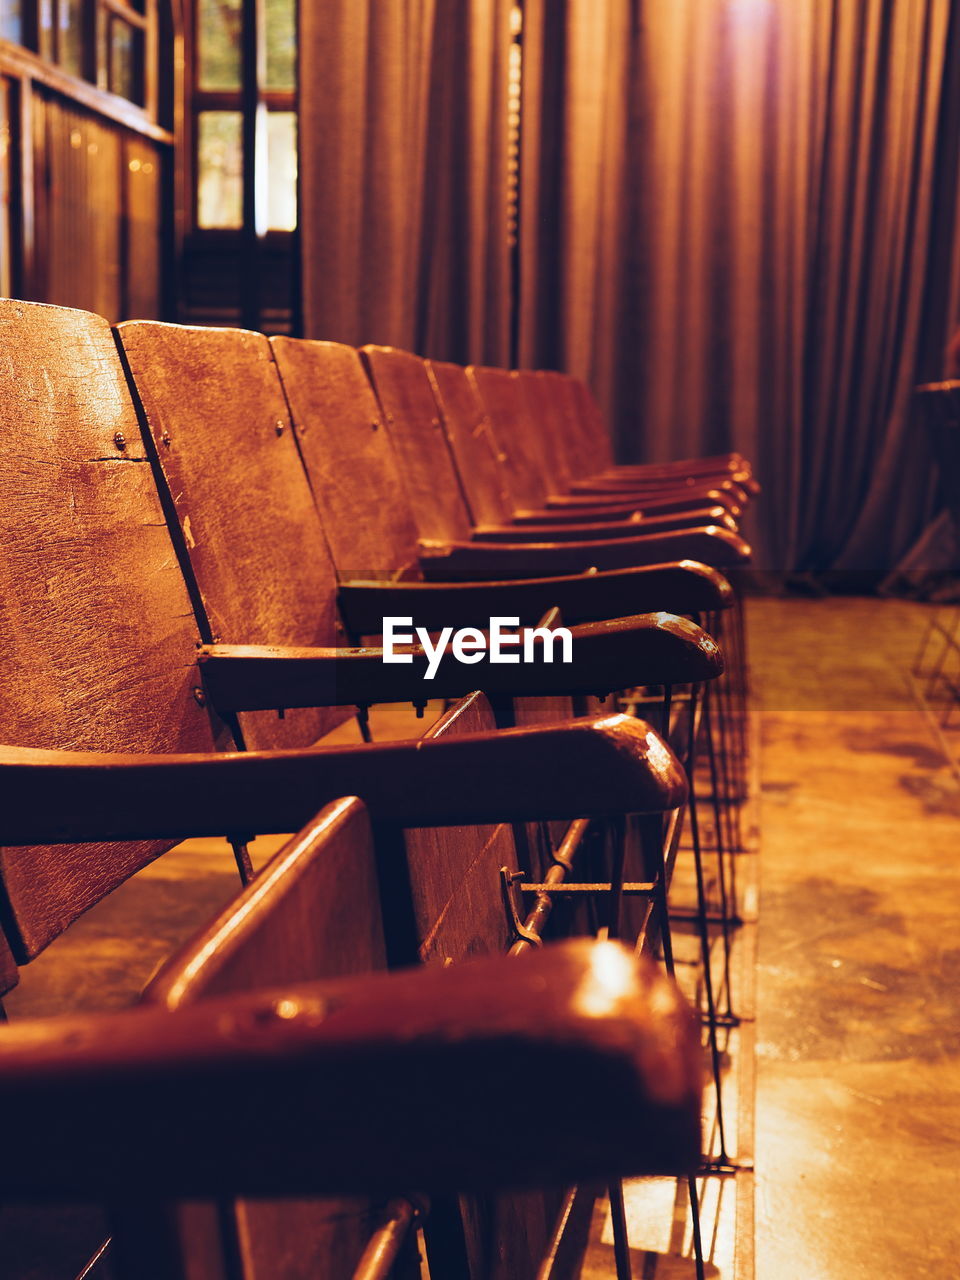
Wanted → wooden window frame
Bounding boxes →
[185,0,295,237]
[0,0,165,124]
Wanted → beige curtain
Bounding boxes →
[299,0,512,363]
[520,0,960,571]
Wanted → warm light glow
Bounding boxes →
[726,0,772,15]
[573,941,634,1018]
[644,727,675,776]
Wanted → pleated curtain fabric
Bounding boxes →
[299,0,960,572]
[298,0,512,365]
[518,0,960,572]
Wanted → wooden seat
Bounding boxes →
[429,357,736,529]
[546,369,760,496]
[114,320,727,702]
[0,819,702,1277]
[121,693,693,1278]
[363,350,739,542]
[471,363,755,514]
[0,298,701,973]
[265,335,736,617]
[359,344,751,572]
[0,298,707,1275]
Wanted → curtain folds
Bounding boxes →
[299,0,512,364]
[519,0,960,571]
[299,0,960,572]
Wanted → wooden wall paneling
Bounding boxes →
[123,132,162,318]
[39,92,123,320]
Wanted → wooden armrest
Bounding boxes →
[473,507,738,542]
[598,455,750,478]
[0,940,701,1197]
[544,488,743,518]
[337,562,733,632]
[197,612,722,712]
[0,713,687,843]
[511,496,732,523]
[418,528,752,578]
[570,476,750,507]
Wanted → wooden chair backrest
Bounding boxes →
[405,692,517,965]
[468,365,551,510]
[561,371,615,472]
[426,358,516,525]
[117,321,348,749]
[268,336,421,579]
[0,300,226,963]
[516,369,581,494]
[148,692,554,1278]
[360,344,475,544]
[144,796,387,1280]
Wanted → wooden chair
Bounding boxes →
[114,320,727,706]
[112,317,727,1276]
[126,691,694,1279]
[358,344,751,573]
[350,343,748,1070]
[0,926,701,1279]
[470,364,755,515]
[371,356,741,540]
[0,298,708,975]
[0,298,707,1275]
[428,357,738,529]
[545,369,760,496]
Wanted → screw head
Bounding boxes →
[113,432,126,450]
[275,420,285,436]
[192,687,207,707]
[161,430,171,447]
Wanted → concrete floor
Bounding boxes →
[751,596,960,1279]
[3,602,960,1276]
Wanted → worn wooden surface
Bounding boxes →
[406,693,562,1279]
[0,939,702,1198]
[419,525,751,576]
[469,366,553,510]
[361,344,475,543]
[118,320,345,750]
[427,358,516,524]
[270,337,422,580]
[337,563,733,633]
[517,370,579,495]
[0,712,689,841]
[144,797,388,1280]
[0,299,223,962]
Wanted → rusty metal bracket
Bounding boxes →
[499,868,542,947]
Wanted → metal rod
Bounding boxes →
[608,1179,634,1280]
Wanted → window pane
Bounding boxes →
[267,110,296,231]
[198,110,243,228]
[38,0,53,61]
[0,1,21,45]
[109,19,144,103]
[265,0,295,90]
[198,0,242,91]
[59,0,84,77]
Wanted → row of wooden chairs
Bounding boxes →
[0,297,759,1278]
